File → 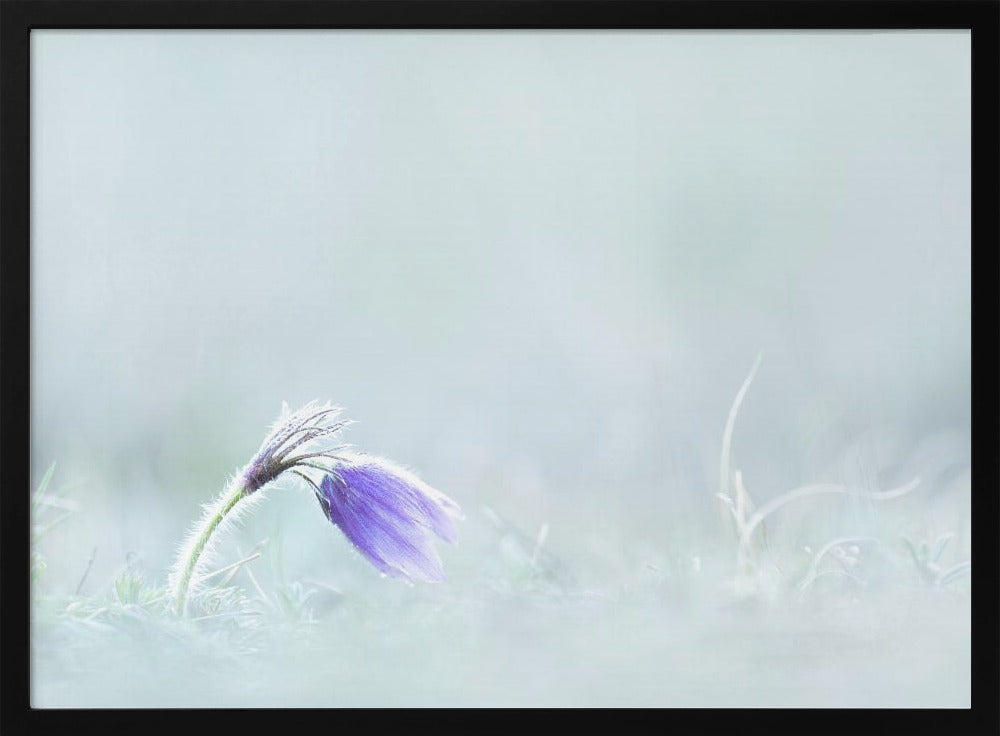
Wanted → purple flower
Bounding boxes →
[171,401,462,616]
[318,455,463,583]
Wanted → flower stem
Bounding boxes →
[172,479,247,617]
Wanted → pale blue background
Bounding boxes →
[31,31,971,707]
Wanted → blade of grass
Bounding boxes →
[719,352,762,498]
[30,463,57,509]
[195,551,262,586]
[74,546,98,595]
[739,478,919,554]
[937,560,971,586]
[33,512,75,539]
[798,536,879,592]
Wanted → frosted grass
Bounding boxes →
[29,360,971,708]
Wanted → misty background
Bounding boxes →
[30,30,970,707]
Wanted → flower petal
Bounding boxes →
[336,456,463,543]
[320,471,448,582]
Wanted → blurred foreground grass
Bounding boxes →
[31,462,971,708]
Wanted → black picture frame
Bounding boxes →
[2,1,997,733]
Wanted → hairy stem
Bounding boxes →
[172,479,247,617]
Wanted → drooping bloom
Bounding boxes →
[318,455,463,582]
[170,402,461,615]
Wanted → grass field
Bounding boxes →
[30,359,971,708]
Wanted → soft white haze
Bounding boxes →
[31,31,970,707]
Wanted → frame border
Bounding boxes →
[2,2,997,734]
